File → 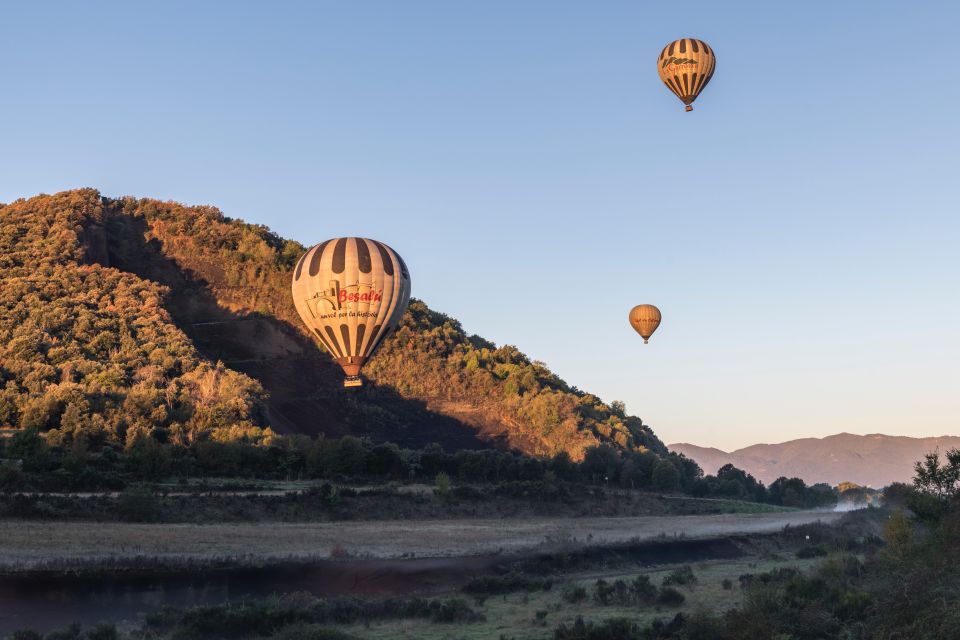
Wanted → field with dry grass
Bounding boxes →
[0,510,841,572]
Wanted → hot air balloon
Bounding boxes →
[292,237,411,387]
[629,304,661,344]
[657,38,715,112]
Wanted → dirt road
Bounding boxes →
[0,510,840,570]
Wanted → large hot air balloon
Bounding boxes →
[292,237,411,387]
[657,38,715,112]
[629,304,661,344]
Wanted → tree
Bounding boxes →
[652,459,681,492]
[881,482,914,508]
[913,448,960,501]
[883,508,913,560]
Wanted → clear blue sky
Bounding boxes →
[2,1,958,449]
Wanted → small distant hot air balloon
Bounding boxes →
[291,237,411,387]
[657,38,716,112]
[629,305,661,344]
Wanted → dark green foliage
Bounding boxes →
[914,448,960,503]
[553,614,687,639]
[592,575,658,606]
[462,572,552,595]
[657,586,685,606]
[692,463,767,502]
[661,565,696,587]
[796,545,828,559]
[268,626,358,640]
[767,477,838,509]
[651,459,681,492]
[116,484,159,522]
[881,481,913,508]
[149,596,482,639]
[561,584,588,603]
[553,616,644,640]
[6,624,117,640]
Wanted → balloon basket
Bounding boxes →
[685,105,693,112]
[343,376,363,388]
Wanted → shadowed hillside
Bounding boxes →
[0,189,666,459]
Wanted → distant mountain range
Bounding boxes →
[670,433,960,488]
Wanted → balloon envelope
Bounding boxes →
[657,38,716,112]
[291,237,411,386]
[629,304,661,344]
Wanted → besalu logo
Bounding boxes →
[307,280,382,318]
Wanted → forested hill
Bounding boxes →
[0,189,666,460]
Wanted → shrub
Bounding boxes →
[428,598,483,623]
[462,572,552,595]
[553,616,644,640]
[662,565,697,587]
[630,575,658,603]
[796,546,828,559]
[435,471,451,496]
[658,586,686,606]
[117,485,159,522]
[269,625,358,640]
[561,584,588,603]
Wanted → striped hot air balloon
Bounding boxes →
[629,304,662,344]
[292,237,411,387]
[657,38,716,112]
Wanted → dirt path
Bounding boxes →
[0,510,839,570]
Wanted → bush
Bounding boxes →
[592,575,658,606]
[428,598,483,623]
[796,545,828,559]
[561,584,588,603]
[462,572,552,595]
[269,625,358,640]
[434,471,451,496]
[553,616,644,640]
[658,586,686,606]
[630,575,658,603]
[117,485,159,522]
[662,565,697,587]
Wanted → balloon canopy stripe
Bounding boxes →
[340,324,352,355]
[356,237,372,273]
[372,240,394,276]
[294,251,307,280]
[332,237,348,274]
[324,326,344,358]
[355,324,367,357]
[308,239,330,277]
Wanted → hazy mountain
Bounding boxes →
[670,433,960,487]
[0,189,666,460]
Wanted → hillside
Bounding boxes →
[671,433,960,487]
[0,189,666,460]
